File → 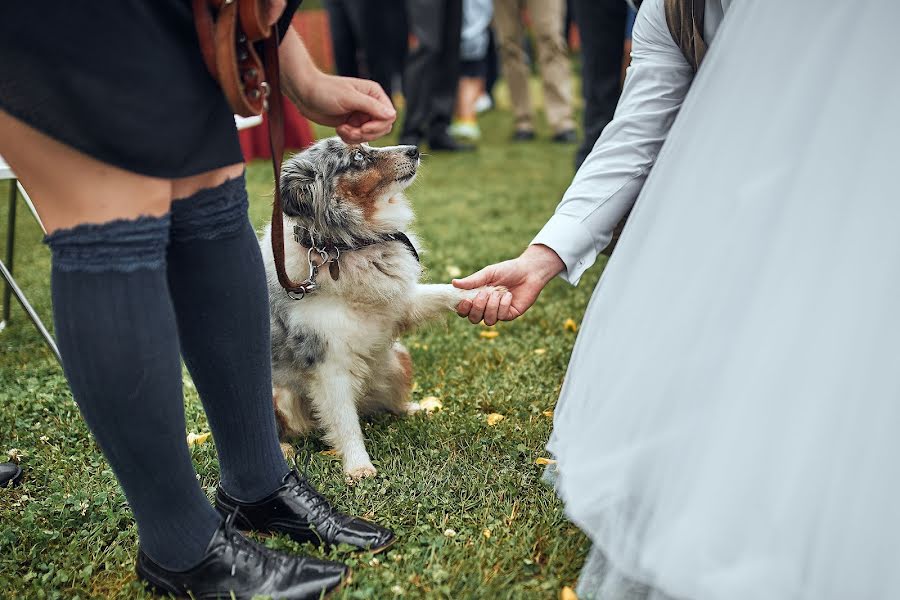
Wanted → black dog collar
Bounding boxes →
[293,225,420,262]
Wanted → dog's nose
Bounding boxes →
[404,145,420,159]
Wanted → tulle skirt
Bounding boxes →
[549,1,900,599]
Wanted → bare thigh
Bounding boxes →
[0,110,244,232]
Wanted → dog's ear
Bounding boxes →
[280,160,317,218]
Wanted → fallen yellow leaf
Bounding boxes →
[535,457,557,466]
[482,528,492,539]
[480,330,499,339]
[563,318,578,332]
[542,409,554,418]
[561,586,578,600]
[486,413,505,426]
[420,396,443,412]
[280,443,296,460]
[533,348,547,355]
[186,432,211,447]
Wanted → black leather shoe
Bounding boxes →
[511,129,536,142]
[552,129,578,144]
[136,513,348,600]
[428,132,475,152]
[216,470,395,553]
[0,462,22,488]
[398,135,422,148]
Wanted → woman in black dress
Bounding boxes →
[0,2,396,598]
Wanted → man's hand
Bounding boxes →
[279,30,397,143]
[453,245,565,325]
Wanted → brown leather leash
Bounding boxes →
[193,0,306,295]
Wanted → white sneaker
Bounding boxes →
[474,94,494,114]
[448,121,481,140]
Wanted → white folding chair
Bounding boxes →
[0,154,61,364]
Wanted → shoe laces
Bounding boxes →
[289,450,340,521]
[223,508,280,577]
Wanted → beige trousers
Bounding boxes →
[493,0,575,133]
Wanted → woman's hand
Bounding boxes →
[295,75,396,142]
[453,245,565,325]
[279,30,396,143]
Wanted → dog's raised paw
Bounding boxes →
[345,464,378,482]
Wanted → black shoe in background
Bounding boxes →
[428,132,475,152]
[216,470,395,553]
[511,129,536,142]
[398,135,422,148]
[0,462,22,488]
[136,513,348,600]
[552,129,578,144]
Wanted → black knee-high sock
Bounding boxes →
[46,215,221,571]
[167,175,288,501]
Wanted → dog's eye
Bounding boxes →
[352,151,365,163]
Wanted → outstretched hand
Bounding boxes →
[296,75,397,143]
[453,245,565,325]
[280,30,397,143]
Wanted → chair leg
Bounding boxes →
[0,259,62,365]
[0,180,62,365]
[2,180,15,325]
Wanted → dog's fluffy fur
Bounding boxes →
[260,137,488,480]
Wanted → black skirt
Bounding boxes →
[0,1,300,178]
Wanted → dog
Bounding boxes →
[260,137,496,480]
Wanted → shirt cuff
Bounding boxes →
[532,213,606,286]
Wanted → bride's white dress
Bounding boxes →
[548,1,900,599]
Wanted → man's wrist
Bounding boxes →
[523,244,566,283]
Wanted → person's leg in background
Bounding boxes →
[325,0,361,79]
[427,0,467,149]
[362,0,405,99]
[166,171,290,503]
[400,0,442,145]
[482,27,500,107]
[572,0,628,168]
[527,0,576,142]
[0,112,221,571]
[401,0,471,151]
[493,0,535,140]
[450,58,487,141]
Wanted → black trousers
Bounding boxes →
[572,0,628,169]
[400,0,462,141]
[325,0,407,98]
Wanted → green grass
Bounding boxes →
[0,108,608,599]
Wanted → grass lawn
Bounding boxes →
[0,106,609,599]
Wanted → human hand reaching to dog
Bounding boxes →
[453,245,565,325]
[279,29,396,143]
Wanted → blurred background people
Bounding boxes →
[493,0,576,143]
[449,0,495,142]
[399,0,473,151]
[571,0,631,168]
[324,0,407,99]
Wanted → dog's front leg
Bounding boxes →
[309,367,376,481]
[405,283,504,326]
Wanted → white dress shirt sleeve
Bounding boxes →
[531,0,695,285]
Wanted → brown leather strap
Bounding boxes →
[193,0,219,80]
[664,0,707,72]
[193,0,303,294]
[263,32,305,294]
